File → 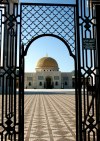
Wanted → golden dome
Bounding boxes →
[36,57,59,70]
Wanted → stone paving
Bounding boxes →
[0,90,96,140]
[24,92,76,141]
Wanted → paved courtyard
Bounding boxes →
[24,91,76,141]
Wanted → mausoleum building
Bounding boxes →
[24,56,75,89]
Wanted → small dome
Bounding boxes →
[36,57,59,70]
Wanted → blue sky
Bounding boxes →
[20,0,76,4]
[25,36,74,72]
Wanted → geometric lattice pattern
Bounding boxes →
[0,95,19,140]
[0,2,23,140]
[21,4,76,53]
[77,0,99,139]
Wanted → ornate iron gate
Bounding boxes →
[76,0,100,140]
[0,1,24,140]
[0,0,100,141]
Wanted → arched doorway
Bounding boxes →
[45,77,53,89]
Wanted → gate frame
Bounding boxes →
[0,0,100,140]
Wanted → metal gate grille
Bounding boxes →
[0,0,100,141]
[21,3,76,55]
[0,2,24,140]
[76,0,100,140]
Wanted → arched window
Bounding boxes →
[55,81,58,86]
[29,82,31,86]
[65,82,67,85]
[39,82,42,86]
